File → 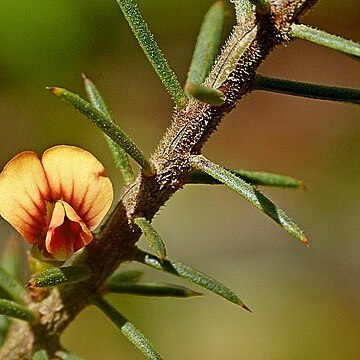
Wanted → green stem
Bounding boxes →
[255,75,360,105]
[289,24,360,58]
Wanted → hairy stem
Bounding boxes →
[0,1,317,358]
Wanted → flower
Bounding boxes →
[0,145,113,261]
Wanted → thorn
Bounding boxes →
[241,303,252,313]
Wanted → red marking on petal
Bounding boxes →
[45,201,93,261]
[0,151,51,243]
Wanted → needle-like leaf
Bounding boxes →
[106,281,201,298]
[0,266,26,304]
[83,75,135,185]
[92,296,162,360]
[107,270,143,284]
[133,249,250,311]
[116,0,187,109]
[186,169,304,189]
[186,1,225,85]
[47,87,154,176]
[28,266,90,288]
[0,299,37,322]
[134,217,167,260]
[0,315,10,346]
[190,155,308,245]
[289,24,360,59]
[256,75,360,105]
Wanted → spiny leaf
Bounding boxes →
[107,270,144,284]
[116,0,187,109]
[28,266,90,288]
[0,266,26,304]
[0,299,37,322]
[134,217,167,260]
[186,1,225,85]
[185,83,225,106]
[106,281,201,298]
[47,87,154,176]
[256,75,360,105]
[133,249,250,311]
[83,74,135,185]
[289,24,360,59]
[92,296,162,360]
[190,155,308,245]
[186,169,304,189]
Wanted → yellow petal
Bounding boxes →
[0,151,51,243]
[41,145,113,230]
[45,200,93,261]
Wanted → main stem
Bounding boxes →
[0,1,316,358]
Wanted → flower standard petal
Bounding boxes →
[0,151,51,244]
[41,145,113,230]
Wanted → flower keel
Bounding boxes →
[45,201,93,261]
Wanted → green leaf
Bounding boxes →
[0,315,10,346]
[186,1,225,85]
[289,24,360,59]
[116,0,187,109]
[0,237,23,280]
[185,83,225,106]
[92,296,162,360]
[107,270,144,284]
[32,349,49,360]
[133,249,250,311]
[106,281,201,298]
[0,299,36,322]
[83,75,135,185]
[255,75,360,105]
[28,266,90,288]
[134,217,167,260]
[0,266,26,304]
[47,87,154,176]
[186,169,304,189]
[190,155,308,245]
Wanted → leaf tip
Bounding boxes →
[46,86,63,96]
[240,302,252,313]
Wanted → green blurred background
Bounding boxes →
[0,0,359,359]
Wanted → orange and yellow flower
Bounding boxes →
[0,145,113,261]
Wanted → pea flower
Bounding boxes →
[0,145,113,261]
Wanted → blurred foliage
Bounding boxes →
[0,0,359,359]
